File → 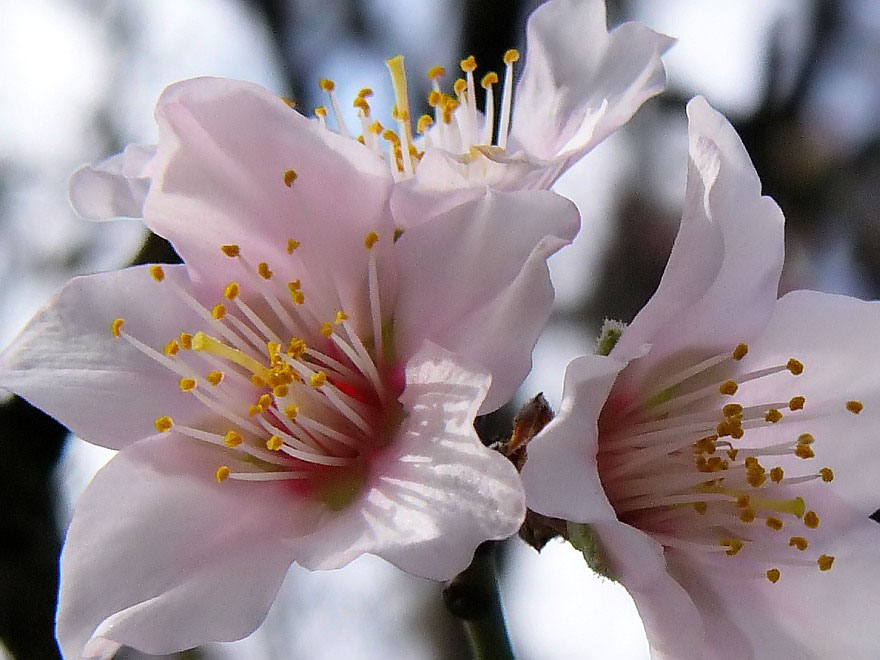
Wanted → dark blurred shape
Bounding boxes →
[0,396,67,659]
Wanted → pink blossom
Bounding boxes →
[522,97,880,658]
[0,75,579,657]
[69,0,672,222]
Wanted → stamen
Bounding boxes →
[498,49,519,149]
[283,170,297,187]
[319,78,350,138]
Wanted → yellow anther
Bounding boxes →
[287,279,301,292]
[287,337,306,358]
[789,396,805,411]
[381,128,401,144]
[319,78,335,92]
[154,416,174,433]
[427,65,445,80]
[219,284,238,304]
[368,120,384,134]
[149,265,165,282]
[364,231,379,249]
[727,448,739,460]
[320,322,333,338]
[460,55,477,72]
[820,467,834,482]
[719,380,738,395]
[335,310,349,325]
[215,466,230,483]
[766,568,781,584]
[273,384,289,398]
[257,262,272,280]
[693,501,707,515]
[224,430,242,447]
[818,554,835,571]
[740,508,756,523]
[250,374,266,388]
[765,408,783,423]
[353,97,370,113]
[453,78,467,95]
[744,456,759,469]
[804,510,820,529]
[786,358,804,375]
[720,538,743,556]
[766,516,784,531]
[291,289,305,305]
[789,536,808,551]
[164,339,180,356]
[206,370,224,386]
[795,444,815,459]
[481,71,499,88]
[248,404,262,416]
[846,400,864,414]
[736,495,751,509]
[111,318,125,338]
[211,303,226,320]
[315,106,328,118]
[732,343,749,360]
[266,435,283,451]
[179,333,193,350]
[281,97,296,108]
[310,371,327,388]
[747,471,767,488]
[258,394,273,409]
[770,466,784,483]
[427,90,442,107]
[178,378,197,392]
[283,169,298,187]
[798,433,815,445]
[358,87,374,98]
[285,403,299,420]
[266,341,280,359]
[220,244,240,258]
[722,403,743,417]
[416,114,434,134]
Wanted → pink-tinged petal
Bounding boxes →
[0,265,211,449]
[510,0,673,163]
[69,143,156,220]
[521,354,625,522]
[738,290,880,515]
[292,341,525,580]
[57,433,313,658]
[593,521,706,660]
[613,97,784,371]
[143,77,393,314]
[393,189,579,409]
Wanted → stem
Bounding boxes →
[442,541,515,660]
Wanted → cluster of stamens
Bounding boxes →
[598,343,856,583]
[112,231,398,511]
[301,50,520,181]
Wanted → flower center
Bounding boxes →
[113,232,402,511]
[307,50,520,182]
[597,343,851,583]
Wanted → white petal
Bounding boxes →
[0,265,209,449]
[510,0,673,164]
[393,189,579,411]
[69,143,156,220]
[521,354,626,522]
[57,434,312,658]
[613,98,784,376]
[292,341,525,580]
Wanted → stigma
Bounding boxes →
[113,233,403,511]
[597,342,845,584]
[303,49,521,182]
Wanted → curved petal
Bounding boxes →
[613,97,784,375]
[521,354,625,522]
[594,521,707,660]
[292,341,525,580]
[393,189,579,409]
[143,77,393,314]
[57,433,311,658]
[69,143,156,221]
[510,0,673,163]
[738,290,880,515]
[0,265,214,449]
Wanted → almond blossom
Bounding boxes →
[521,97,880,659]
[0,73,579,657]
[69,0,672,223]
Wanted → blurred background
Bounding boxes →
[2,0,879,657]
